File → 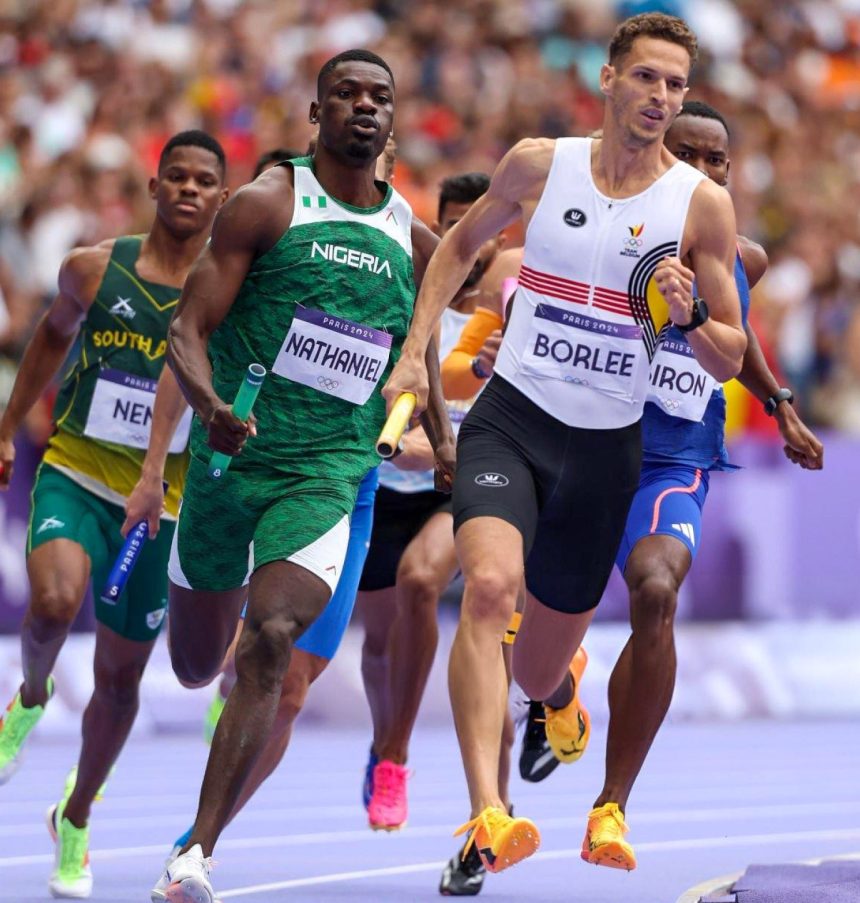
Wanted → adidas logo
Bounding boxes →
[37,516,65,534]
[109,296,135,319]
[672,522,695,546]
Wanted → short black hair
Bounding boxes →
[677,101,730,139]
[159,130,226,178]
[437,172,490,222]
[253,147,301,179]
[317,49,395,99]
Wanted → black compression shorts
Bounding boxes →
[453,375,641,614]
[358,485,452,591]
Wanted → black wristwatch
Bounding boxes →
[471,356,491,379]
[764,388,794,416]
[676,297,709,333]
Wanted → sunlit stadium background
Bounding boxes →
[1,0,859,741]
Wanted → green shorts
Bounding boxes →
[169,455,357,593]
[27,464,173,643]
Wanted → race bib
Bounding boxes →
[272,305,392,406]
[521,303,645,402]
[446,398,473,436]
[647,332,716,421]
[84,368,192,453]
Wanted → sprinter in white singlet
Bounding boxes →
[382,12,748,876]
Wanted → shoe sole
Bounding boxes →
[479,819,540,874]
[48,881,93,899]
[48,884,92,899]
[165,879,213,903]
[368,819,407,832]
[439,880,484,896]
[584,841,637,871]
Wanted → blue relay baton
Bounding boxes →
[207,363,267,480]
[100,519,149,606]
[100,480,169,605]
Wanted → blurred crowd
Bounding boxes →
[1,0,859,434]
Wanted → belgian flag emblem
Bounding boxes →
[628,241,677,360]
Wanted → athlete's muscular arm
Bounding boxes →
[168,180,282,456]
[122,367,189,537]
[0,244,109,488]
[734,238,775,402]
[383,139,548,414]
[672,181,747,382]
[733,237,823,470]
[411,219,456,490]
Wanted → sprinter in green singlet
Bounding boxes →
[155,50,455,901]
[0,131,227,899]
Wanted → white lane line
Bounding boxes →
[219,860,447,897]
[0,823,454,867]
[8,801,860,866]
[217,828,860,897]
[7,823,857,882]
[5,798,860,839]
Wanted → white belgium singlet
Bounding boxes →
[494,137,706,429]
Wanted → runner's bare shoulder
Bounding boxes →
[495,138,555,202]
[210,167,295,255]
[737,235,768,289]
[59,239,116,310]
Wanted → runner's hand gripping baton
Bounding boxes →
[376,392,416,458]
[207,363,267,479]
[100,480,170,605]
[100,519,149,606]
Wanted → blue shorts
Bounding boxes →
[240,468,378,660]
[615,461,709,574]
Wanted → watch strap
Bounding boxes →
[764,387,794,416]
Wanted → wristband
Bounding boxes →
[764,388,793,416]
[676,297,709,333]
[471,356,491,379]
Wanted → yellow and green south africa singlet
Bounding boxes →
[195,157,416,483]
[44,235,190,516]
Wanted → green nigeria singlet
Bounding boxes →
[44,236,190,516]
[196,157,415,483]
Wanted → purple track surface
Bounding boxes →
[2,720,860,902]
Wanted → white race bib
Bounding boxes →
[84,368,192,453]
[521,303,646,402]
[271,305,392,406]
[647,332,716,421]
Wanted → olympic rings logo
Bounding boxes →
[564,376,590,386]
[317,376,340,390]
[661,398,681,410]
[624,237,644,248]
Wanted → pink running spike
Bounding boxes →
[368,759,409,831]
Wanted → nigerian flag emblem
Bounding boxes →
[302,195,327,208]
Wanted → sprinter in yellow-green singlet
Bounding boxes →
[0,131,227,899]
